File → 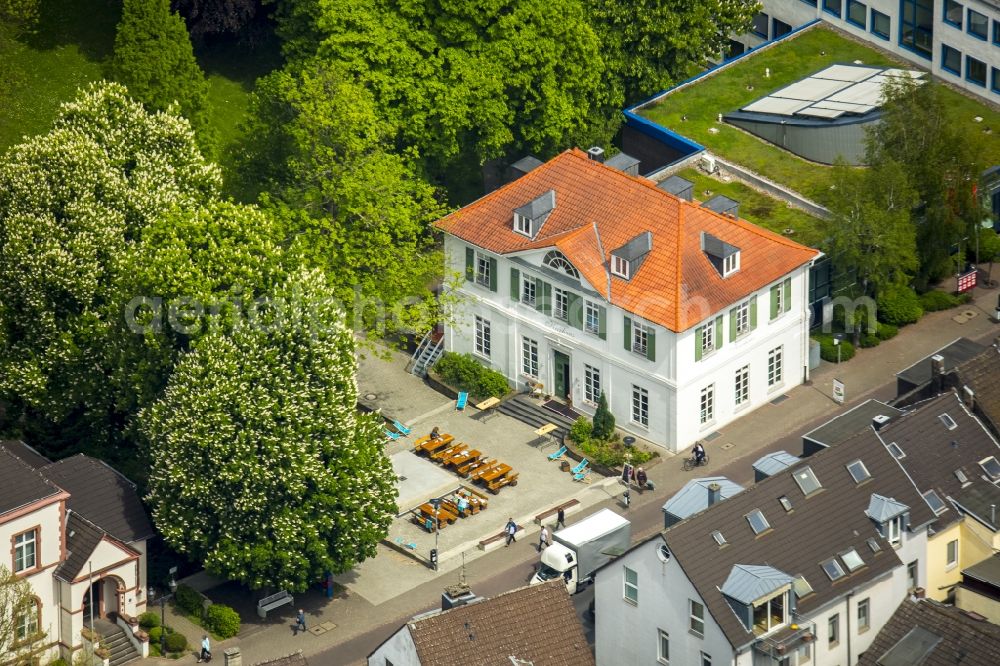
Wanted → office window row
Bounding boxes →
[940,42,994,91]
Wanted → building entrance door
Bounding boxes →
[553,351,570,400]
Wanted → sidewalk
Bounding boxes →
[201,285,1000,665]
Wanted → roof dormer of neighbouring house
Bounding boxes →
[702,231,741,278]
[513,190,556,239]
[610,232,652,281]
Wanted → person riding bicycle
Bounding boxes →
[693,442,706,466]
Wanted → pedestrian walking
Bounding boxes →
[505,517,517,546]
[197,635,211,662]
[539,526,550,551]
[636,467,648,492]
[556,507,566,530]
[295,608,306,635]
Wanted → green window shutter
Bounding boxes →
[750,295,758,331]
[770,285,779,320]
[568,293,583,329]
[624,316,632,352]
[465,247,474,282]
[534,278,545,312]
[715,315,724,350]
[598,305,607,340]
[541,282,552,315]
[646,328,656,362]
[695,326,704,361]
[783,278,792,313]
[488,258,498,292]
[510,268,520,301]
[729,308,738,343]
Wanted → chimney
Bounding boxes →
[442,583,477,611]
[872,414,891,431]
[931,354,945,393]
[707,482,722,507]
[586,146,605,163]
[964,385,975,410]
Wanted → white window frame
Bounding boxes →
[700,384,715,424]
[474,316,490,358]
[14,529,36,573]
[723,251,740,276]
[701,652,713,666]
[553,287,569,321]
[887,515,902,547]
[521,276,536,306]
[657,629,670,665]
[514,212,531,236]
[632,385,649,427]
[734,365,749,407]
[701,322,715,355]
[632,322,649,356]
[946,539,958,568]
[689,599,705,636]
[584,365,601,405]
[584,300,600,335]
[828,613,840,646]
[522,337,539,379]
[612,255,630,279]
[624,566,638,605]
[475,252,491,288]
[858,598,870,632]
[752,591,789,635]
[775,283,786,316]
[15,603,38,641]
[768,346,783,387]
[735,300,750,336]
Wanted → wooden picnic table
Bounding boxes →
[418,503,457,526]
[431,442,466,462]
[478,463,512,484]
[458,456,493,477]
[445,448,481,469]
[487,471,518,494]
[475,396,500,410]
[469,459,502,482]
[414,434,454,455]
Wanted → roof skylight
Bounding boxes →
[822,558,846,581]
[866,537,881,553]
[712,530,727,546]
[746,509,771,535]
[980,456,1000,480]
[793,466,822,496]
[887,442,905,459]
[840,548,864,572]
[922,489,947,515]
[846,460,871,484]
[779,496,793,512]
[792,575,813,599]
[939,413,957,430]
[955,469,969,484]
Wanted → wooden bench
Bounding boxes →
[478,524,523,551]
[431,443,466,462]
[414,434,455,455]
[470,460,502,482]
[419,503,457,525]
[256,590,294,618]
[534,499,581,525]
[487,471,518,493]
[478,463,512,484]
[455,488,489,513]
[444,449,481,469]
[458,457,493,478]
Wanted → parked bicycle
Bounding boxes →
[682,453,710,471]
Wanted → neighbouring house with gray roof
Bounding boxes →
[751,451,801,481]
[0,442,153,665]
[957,554,1000,625]
[895,337,987,400]
[662,476,745,527]
[594,425,933,666]
[800,399,903,456]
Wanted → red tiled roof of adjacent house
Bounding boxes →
[436,148,819,332]
[405,581,594,666]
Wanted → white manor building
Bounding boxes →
[435,149,820,453]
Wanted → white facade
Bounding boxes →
[367,625,421,666]
[743,0,1000,104]
[443,234,815,453]
[595,529,924,666]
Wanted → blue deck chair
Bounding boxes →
[392,420,411,436]
[574,468,591,482]
[385,428,402,441]
[456,392,469,410]
[548,445,568,461]
[571,458,589,475]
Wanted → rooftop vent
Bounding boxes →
[586,146,605,162]
[872,414,891,431]
[604,152,640,176]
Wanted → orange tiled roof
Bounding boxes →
[436,149,820,332]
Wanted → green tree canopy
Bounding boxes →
[0,81,220,452]
[1,564,44,663]
[142,269,398,591]
[111,0,213,150]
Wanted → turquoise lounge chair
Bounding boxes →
[392,420,411,436]
[456,392,469,410]
[571,458,589,475]
[548,445,567,461]
[385,428,402,441]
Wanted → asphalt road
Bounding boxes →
[317,376,900,665]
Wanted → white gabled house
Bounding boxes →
[435,148,821,452]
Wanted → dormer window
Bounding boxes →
[514,212,531,236]
[543,250,579,279]
[611,255,630,279]
[723,251,740,277]
[980,456,1000,480]
[885,515,902,546]
[752,591,788,635]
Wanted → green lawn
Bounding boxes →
[0,0,279,200]
[638,25,1000,206]
[677,168,825,247]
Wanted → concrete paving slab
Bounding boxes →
[391,452,456,512]
[357,348,452,424]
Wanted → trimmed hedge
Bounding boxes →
[919,290,962,312]
[876,322,898,341]
[174,583,203,616]
[164,631,187,653]
[815,335,856,363]
[433,352,510,399]
[876,285,923,326]
[148,626,164,644]
[206,604,241,639]
[138,611,161,629]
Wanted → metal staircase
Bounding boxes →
[408,330,444,377]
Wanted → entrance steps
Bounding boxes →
[498,395,577,442]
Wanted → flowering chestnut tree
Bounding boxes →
[141,269,397,591]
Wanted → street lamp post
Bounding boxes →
[833,334,843,364]
[149,584,175,656]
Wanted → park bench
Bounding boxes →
[257,590,294,619]
[533,499,580,526]
[487,471,518,494]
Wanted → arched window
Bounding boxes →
[543,251,579,278]
[16,596,41,641]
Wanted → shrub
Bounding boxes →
[139,611,161,629]
[919,290,960,312]
[569,416,592,444]
[577,434,654,468]
[859,333,879,348]
[174,583,202,616]
[956,292,973,305]
[592,392,615,439]
[815,335,856,363]
[433,352,509,399]
[148,626,164,644]
[164,631,187,653]
[49,660,68,666]
[876,285,923,326]
[875,322,898,341]
[206,604,241,639]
